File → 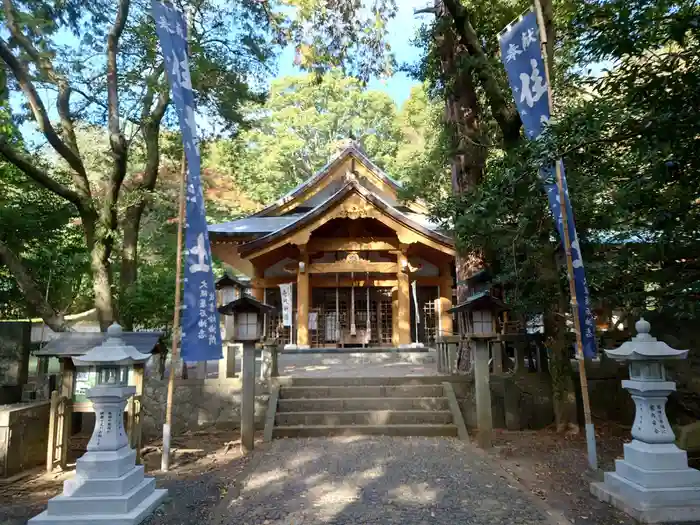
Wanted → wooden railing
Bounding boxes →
[436,335,461,374]
[127,394,143,463]
[46,390,71,472]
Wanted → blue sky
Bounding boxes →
[272,0,428,108]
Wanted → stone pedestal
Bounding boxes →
[591,318,700,523]
[30,384,167,524]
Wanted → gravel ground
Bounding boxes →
[208,436,560,525]
[491,425,699,525]
[0,431,255,525]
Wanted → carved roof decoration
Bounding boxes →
[237,179,455,259]
[208,145,453,261]
[251,142,425,218]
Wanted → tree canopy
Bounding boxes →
[217,71,405,204]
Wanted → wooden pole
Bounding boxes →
[533,0,597,470]
[162,152,187,473]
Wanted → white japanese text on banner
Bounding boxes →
[152,1,222,362]
[498,10,596,358]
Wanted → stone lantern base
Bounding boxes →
[591,439,700,523]
[29,445,167,524]
[30,381,166,524]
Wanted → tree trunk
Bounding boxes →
[119,87,168,330]
[542,248,578,432]
[0,238,67,331]
[83,211,116,331]
[120,204,145,330]
[436,4,488,372]
[90,237,115,331]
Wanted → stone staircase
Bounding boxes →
[269,377,468,439]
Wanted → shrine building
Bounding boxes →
[208,142,455,348]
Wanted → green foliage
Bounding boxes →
[279,0,398,82]
[387,84,451,202]
[0,0,278,327]
[441,0,700,326]
[0,160,90,317]
[218,71,404,204]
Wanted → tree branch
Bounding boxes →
[440,0,522,143]
[414,7,438,15]
[0,40,93,195]
[0,238,67,332]
[1,0,88,190]
[0,139,84,208]
[100,0,132,271]
[106,0,131,181]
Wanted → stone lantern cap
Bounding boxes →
[604,318,688,362]
[72,323,152,367]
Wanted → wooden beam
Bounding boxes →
[250,243,300,271]
[312,277,398,288]
[307,237,399,252]
[308,261,398,274]
[256,275,446,288]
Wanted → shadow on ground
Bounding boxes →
[208,436,555,525]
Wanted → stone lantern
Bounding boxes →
[30,323,167,524]
[591,318,700,523]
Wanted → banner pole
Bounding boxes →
[161,6,191,473]
[533,0,597,470]
[162,153,187,473]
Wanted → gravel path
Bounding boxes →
[209,436,561,525]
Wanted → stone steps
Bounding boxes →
[276,410,453,426]
[269,377,468,440]
[286,376,456,387]
[278,384,445,399]
[277,397,449,412]
[273,423,457,439]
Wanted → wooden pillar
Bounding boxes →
[391,287,399,346]
[439,263,454,337]
[133,363,144,395]
[251,266,264,301]
[296,247,310,348]
[240,344,255,454]
[396,249,411,346]
[46,390,59,472]
[514,341,525,372]
[491,341,504,375]
[218,343,237,378]
[59,358,74,469]
[474,339,493,448]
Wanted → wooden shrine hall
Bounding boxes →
[208,142,456,348]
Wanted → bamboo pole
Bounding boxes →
[534,0,597,470]
[162,152,187,472]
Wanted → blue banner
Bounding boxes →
[499,11,596,358]
[152,1,222,362]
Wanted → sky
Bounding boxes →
[271,0,429,108]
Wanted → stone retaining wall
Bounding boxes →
[450,374,555,431]
[0,401,50,478]
[141,376,270,440]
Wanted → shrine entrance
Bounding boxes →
[308,286,394,348]
[210,143,457,350]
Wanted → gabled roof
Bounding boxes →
[209,215,304,238]
[34,331,164,357]
[215,273,250,290]
[448,292,510,313]
[251,143,424,218]
[238,179,454,258]
[218,295,277,315]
